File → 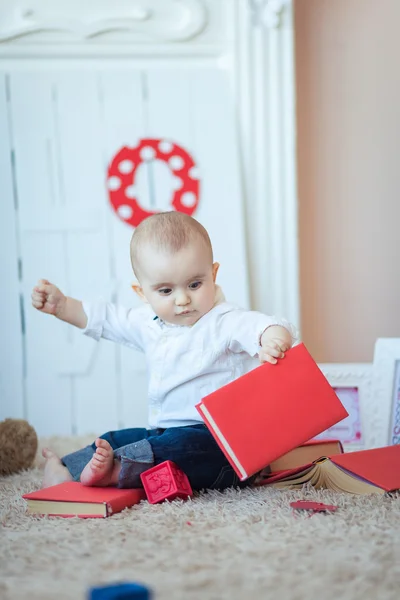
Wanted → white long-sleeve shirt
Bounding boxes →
[82,299,296,428]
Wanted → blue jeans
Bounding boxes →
[62,424,256,491]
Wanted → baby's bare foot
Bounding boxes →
[80,438,120,487]
[42,447,73,488]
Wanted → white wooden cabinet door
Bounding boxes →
[0,0,299,437]
[0,75,25,422]
[1,66,248,436]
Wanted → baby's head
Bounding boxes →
[130,212,219,325]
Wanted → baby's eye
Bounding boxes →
[189,281,201,290]
[159,288,172,295]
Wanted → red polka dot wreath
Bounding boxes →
[107,138,200,228]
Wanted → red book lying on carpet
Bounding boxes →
[196,343,348,481]
[23,482,145,518]
[258,445,400,495]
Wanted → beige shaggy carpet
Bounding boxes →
[1,435,400,600]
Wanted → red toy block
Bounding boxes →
[140,461,193,504]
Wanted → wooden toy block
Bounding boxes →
[140,460,193,504]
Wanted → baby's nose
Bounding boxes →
[175,291,190,306]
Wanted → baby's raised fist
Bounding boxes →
[31,279,65,316]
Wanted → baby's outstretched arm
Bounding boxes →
[31,279,87,329]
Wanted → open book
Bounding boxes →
[258,445,400,495]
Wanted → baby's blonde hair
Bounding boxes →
[130,212,213,277]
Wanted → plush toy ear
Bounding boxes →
[0,419,38,475]
[131,284,148,303]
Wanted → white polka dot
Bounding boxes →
[169,155,184,170]
[180,192,197,208]
[158,140,173,154]
[140,146,156,161]
[108,176,121,191]
[171,176,183,191]
[189,166,199,179]
[125,185,136,199]
[118,159,134,174]
[118,205,133,219]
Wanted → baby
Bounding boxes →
[32,211,296,492]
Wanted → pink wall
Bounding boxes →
[295,0,400,362]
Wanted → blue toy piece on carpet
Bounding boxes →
[89,582,151,599]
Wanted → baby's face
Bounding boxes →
[135,239,219,326]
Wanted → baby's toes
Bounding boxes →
[96,451,108,463]
[92,454,103,467]
[95,438,112,452]
[95,447,109,459]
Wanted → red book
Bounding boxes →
[196,343,348,480]
[260,445,400,495]
[22,482,146,518]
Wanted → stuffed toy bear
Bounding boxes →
[0,418,38,475]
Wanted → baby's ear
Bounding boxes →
[132,283,147,302]
[212,262,220,282]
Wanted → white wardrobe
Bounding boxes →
[0,0,298,435]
